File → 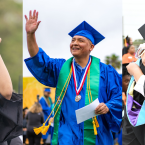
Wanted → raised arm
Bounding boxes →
[0,55,13,100]
[25,10,41,57]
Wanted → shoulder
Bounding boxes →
[99,62,121,80]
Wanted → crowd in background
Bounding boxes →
[23,88,54,145]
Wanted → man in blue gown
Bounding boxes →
[39,88,52,144]
[24,10,122,145]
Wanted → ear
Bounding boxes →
[90,44,94,51]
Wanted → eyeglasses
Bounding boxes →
[136,47,145,58]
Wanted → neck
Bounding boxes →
[74,55,90,68]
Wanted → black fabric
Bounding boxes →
[0,137,22,145]
[133,60,145,105]
[122,107,143,145]
[0,93,22,143]
[26,111,44,132]
[27,131,42,145]
[138,24,145,40]
[122,46,129,56]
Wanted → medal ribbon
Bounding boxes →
[72,57,91,95]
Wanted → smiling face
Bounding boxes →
[70,35,94,59]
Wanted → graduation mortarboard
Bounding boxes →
[68,21,105,45]
[138,24,145,40]
[0,93,22,143]
[44,88,51,92]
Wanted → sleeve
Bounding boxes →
[39,98,51,116]
[0,93,22,143]
[104,65,122,132]
[134,75,145,96]
[24,47,66,87]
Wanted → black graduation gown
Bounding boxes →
[0,93,22,143]
[122,60,145,145]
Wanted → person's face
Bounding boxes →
[129,38,133,45]
[128,45,135,54]
[122,75,131,93]
[141,50,145,66]
[70,35,94,58]
[44,91,50,97]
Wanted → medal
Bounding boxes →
[72,57,91,102]
[75,95,81,102]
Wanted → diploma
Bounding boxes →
[75,98,100,124]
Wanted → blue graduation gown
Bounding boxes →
[39,96,52,139]
[25,48,122,145]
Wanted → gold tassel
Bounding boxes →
[124,38,127,47]
[92,120,97,135]
[41,122,51,135]
[34,123,45,135]
[94,117,99,128]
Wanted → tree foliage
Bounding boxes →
[105,54,121,70]
[0,0,22,93]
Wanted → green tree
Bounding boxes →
[0,0,22,93]
[105,54,121,70]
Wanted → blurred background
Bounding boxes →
[0,0,22,93]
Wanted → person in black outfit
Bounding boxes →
[26,102,44,145]
[0,53,23,145]
[122,44,145,145]
[122,36,133,56]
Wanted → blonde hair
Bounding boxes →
[29,102,42,113]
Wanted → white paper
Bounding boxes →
[75,98,100,124]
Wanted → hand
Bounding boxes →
[95,103,109,115]
[25,10,41,34]
[126,63,143,82]
[0,38,2,43]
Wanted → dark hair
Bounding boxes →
[126,36,131,45]
[122,63,130,77]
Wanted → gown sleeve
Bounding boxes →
[0,93,22,143]
[103,65,122,132]
[39,97,52,117]
[134,75,145,96]
[24,47,66,87]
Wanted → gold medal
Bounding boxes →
[75,95,81,102]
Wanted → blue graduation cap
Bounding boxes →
[68,21,105,45]
[44,88,51,92]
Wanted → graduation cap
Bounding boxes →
[68,21,105,45]
[44,88,51,92]
[0,93,22,143]
[138,24,145,40]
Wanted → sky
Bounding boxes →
[23,0,122,76]
[123,0,145,41]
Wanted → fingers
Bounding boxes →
[36,11,38,21]
[95,103,109,114]
[25,15,28,22]
[36,21,41,28]
[29,10,32,19]
[33,10,36,19]
[28,10,38,21]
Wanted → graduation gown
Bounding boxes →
[25,48,122,145]
[0,93,22,143]
[122,59,145,145]
[39,96,52,139]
